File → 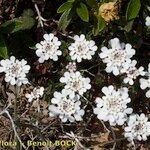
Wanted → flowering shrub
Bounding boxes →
[0,0,150,150]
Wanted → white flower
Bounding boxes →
[94,85,133,126]
[66,62,77,72]
[121,60,145,85]
[145,16,150,26]
[140,63,150,98]
[0,56,30,86]
[99,38,135,76]
[124,113,150,141]
[145,90,150,98]
[60,71,91,98]
[68,34,98,62]
[49,90,85,122]
[25,87,44,102]
[36,33,62,63]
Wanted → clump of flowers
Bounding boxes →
[140,63,150,98]
[49,90,85,122]
[68,34,98,62]
[25,87,44,102]
[94,85,133,126]
[0,56,30,86]
[121,60,145,85]
[0,29,149,149]
[60,71,91,98]
[99,38,135,76]
[35,33,62,63]
[124,113,150,141]
[145,16,150,26]
[99,2,119,22]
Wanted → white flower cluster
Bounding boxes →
[94,85,133,126]
[121,60,145,85]
[140,63,150,98]
[93,85,150,142]
[0,33,150,143]
[36,33,62,63]
[145,16,150,26]
[99,38,135,76]
[66,62,77,72]
[36,34,98,64]
[49,66,91,122]
[68,34,98,62]
[124,114,150,141]
[49,90,84,122]
[60,71,91,98]
[99,38,145,85]
[25,87,44,102]
[47,35,95,122]
[0,56,30,86]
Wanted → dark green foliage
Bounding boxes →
[0,9,35,33]
[126,0,141,21]
[57,2,73,13]
[76,2,89,22]
[0,9,35,58]
[58,9,73,32]
[0,34,8,58]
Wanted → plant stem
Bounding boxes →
[14,86,19,121]
[14,85,20,149]
[36,100,40,126]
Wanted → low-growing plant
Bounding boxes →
[0,0,150,150]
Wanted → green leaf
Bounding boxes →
[0,34,8,58]
[86,0,97,9]
[76,2,89,22]
[20,16,35,30]
[98,16,106,31]
[92,16,98,36]
[68,0,75,2]
[126,0,141,21]
[22,9,34,17]
[57,2,73,13]
[92,16,106,36]
[58,9,72,32]
[0,9,35,33]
